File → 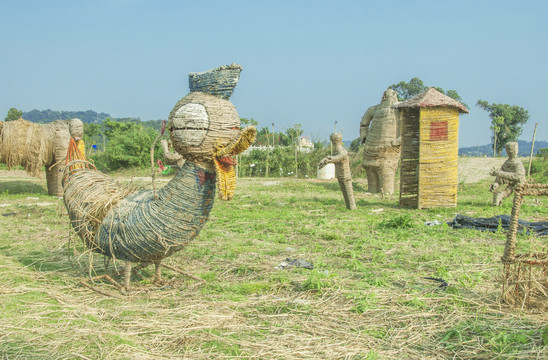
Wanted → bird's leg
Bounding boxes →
[123,262,132,291]
[154,261,163,284]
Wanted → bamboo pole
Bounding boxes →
[527,123,538,177]
[265,126,270,177]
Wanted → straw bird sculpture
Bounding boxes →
[62,64,256,291]
[0,118,84,196]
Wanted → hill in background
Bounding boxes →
[23,109,111,124]
[459,140,548,157]
[21,109,165,132]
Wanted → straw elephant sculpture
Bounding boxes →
[62,64,256,291]
[0,118,84,196]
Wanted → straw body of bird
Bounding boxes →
[63,160,215,262]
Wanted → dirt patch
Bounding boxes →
[458,157,507,184]
[0,170,39,178]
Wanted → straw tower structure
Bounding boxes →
[396,88,468,209]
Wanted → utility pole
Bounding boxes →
[294,124,301,177]
[528,122,538,177]
[332,120,337,155]
[265,126,270,178]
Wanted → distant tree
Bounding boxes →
[284,125,303,145]
[91,118,162,170]
[349,137,361,153]
[476,100,530,156]
[83,123,103,152]
[240,118,259,127]
[389,78,428,101]
[141,119,165,132]
[5,107,23,121]
[389,77,468,108]
[253,127,271,146]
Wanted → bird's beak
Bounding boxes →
[213,126,256,201]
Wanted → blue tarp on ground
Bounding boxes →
[447,214,548,236]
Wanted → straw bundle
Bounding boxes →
[0,118,51,176]
[501,183,548,309]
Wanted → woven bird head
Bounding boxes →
[167,64,256,200]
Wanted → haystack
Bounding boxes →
[0,118,51,177]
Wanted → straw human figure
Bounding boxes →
[360,89,401,195]
[489,141,526,206]
[62,64,256,292]
[319,132,357,210]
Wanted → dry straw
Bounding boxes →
[501,183,548,309]
[0,118,51,176]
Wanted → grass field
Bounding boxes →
[0,167,547,359]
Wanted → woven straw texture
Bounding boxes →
[0,118,84,196]
[188,64,242,100]
[0,118,53,176]
[501,183,548,309]
[398,89,466,209]
[62,64,255,274]
[360,89,401,194]
[63,161,215,263]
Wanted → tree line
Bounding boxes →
[2,77,534,172]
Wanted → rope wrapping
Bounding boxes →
[501,183,548,308]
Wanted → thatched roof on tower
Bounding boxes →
[394,87,469,114]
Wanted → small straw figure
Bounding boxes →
[319,132,357,210]
[67,118,86,169]
[489,142,526,206]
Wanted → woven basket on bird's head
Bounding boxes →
[501,183,548,309]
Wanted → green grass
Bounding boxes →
[0,169,547,359]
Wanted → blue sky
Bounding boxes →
[1,0,546,147]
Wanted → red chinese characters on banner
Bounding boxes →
[430,121,448,141]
